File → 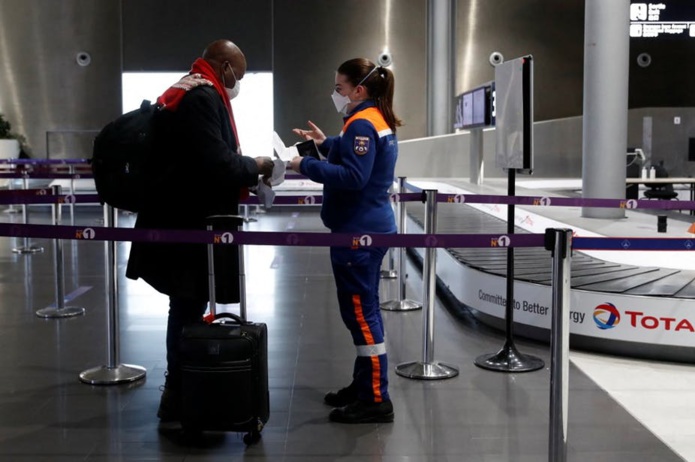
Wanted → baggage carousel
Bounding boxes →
[405,180,695,363]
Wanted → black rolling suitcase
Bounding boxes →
[179,216,269,444]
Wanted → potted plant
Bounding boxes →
[0,113,22,159]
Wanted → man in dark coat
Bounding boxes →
[125,39,274,421]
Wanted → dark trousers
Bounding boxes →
[166,296,207,389]
[330,246,390,403]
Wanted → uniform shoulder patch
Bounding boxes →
[353,136,370,155]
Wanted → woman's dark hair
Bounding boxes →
[337,58,403,133]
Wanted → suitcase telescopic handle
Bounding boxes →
[212,312,249,325]
[205,215,246,320]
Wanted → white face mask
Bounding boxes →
[331,90,351,115]
[331,65,379,114]
[222,63,241,100]
[226,80,241,100]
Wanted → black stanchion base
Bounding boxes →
[474,342,544,373]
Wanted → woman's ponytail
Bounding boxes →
[374,66,402,133]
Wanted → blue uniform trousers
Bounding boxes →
[330,246,390,403]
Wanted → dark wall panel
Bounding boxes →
[122,0,272,71]
[273,0,427,142]
[0,0,122,158]
[454,0,585,122]
[629,40,695,108]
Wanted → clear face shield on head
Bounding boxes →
[331,65,379,114]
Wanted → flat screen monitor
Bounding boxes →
[454,85,492,130]
[494,55,533,171]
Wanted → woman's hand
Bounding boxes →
[289,156,303,173]
[292,120,326,146]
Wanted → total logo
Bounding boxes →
[594,302,695,332]
[593,302,621,330]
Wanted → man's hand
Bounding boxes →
[255,156,274,185]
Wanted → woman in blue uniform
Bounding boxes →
[290,58,401,424]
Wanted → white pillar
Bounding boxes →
[581,0,630,219]
[427,0,455,136]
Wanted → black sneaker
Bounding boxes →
[324,384,358,407]
[157,386,181,422]
[329,400,394,424]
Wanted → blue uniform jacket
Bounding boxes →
[299,101,398,234]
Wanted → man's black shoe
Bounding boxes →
[324,384,358,407]
[329,399,394,424]
[157,386,181,422]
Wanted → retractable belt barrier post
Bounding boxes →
[241,204,257,224]
[36,186,85,319]
[381,245,397,279]
[545,228,572,462]
[474,169,545,373]
[380,177,422,311]
[396,189,459,380]
[380,180,398,279]
[80,205,146,385]
[68,165,75,225]
[11,174,44,255]
[4,164,21,214]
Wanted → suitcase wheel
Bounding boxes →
[243,430,261,445]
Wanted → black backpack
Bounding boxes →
[92,100,160,212]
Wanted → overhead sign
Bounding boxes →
[630,2,695,38]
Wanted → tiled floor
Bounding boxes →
[571,352,695,462]
[0,204,685,461]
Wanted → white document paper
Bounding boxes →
[269,157,286,186]
[256,179,276,209]
[272,131,298,162]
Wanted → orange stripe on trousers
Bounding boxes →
[352,294,383,402]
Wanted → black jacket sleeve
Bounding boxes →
[177,87,259,188]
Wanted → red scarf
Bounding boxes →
[157,58,247,198]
